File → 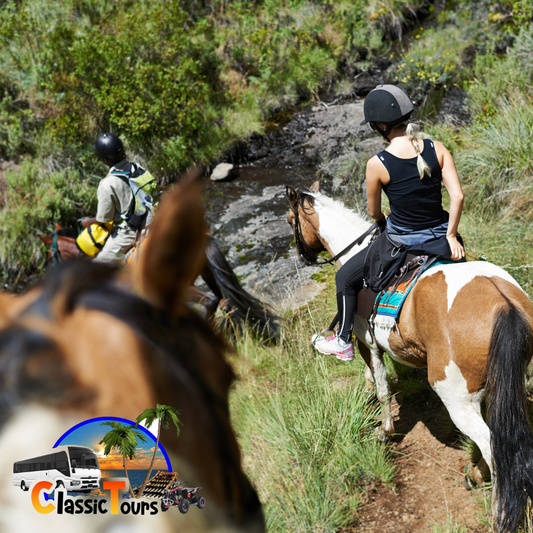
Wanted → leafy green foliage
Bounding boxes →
[0,0,428,276]
[390,25,468,97]
[0,158,98,275]
[0,0,421,173]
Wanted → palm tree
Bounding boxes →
[134,404,182,498]
[99,421,147,498]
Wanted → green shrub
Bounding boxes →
[390,25,471,98]
[0,158,97,276]
[466,26,533,120]
[456,93,533,215]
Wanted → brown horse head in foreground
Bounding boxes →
[0,177,264,532]
[287,182,533,533]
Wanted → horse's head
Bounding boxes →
[285,180,327,263]
[38,224,81,262]
[0,176,264,532]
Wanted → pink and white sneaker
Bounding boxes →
[311,332,354,361]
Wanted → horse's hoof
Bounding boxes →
[375,427,387,442]
[463,475,474,491]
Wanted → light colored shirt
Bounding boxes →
[95,163,133,225]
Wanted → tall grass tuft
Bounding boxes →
[229,274,395,532]
[456,93,533,218]
[431,515,469,533]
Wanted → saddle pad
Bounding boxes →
[374,260,453,329]
[124,240,143,266]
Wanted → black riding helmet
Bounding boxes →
[94,133,126,167]
[360,85,414,141]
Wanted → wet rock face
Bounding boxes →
[202,166,329,312]
[304,103,368,160]
[353,71,387,96]
[202,99,383,311]
[235,98,373,168]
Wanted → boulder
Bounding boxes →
[210,162,235,181]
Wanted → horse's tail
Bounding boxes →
[486,301,533,532]
[205,238,280,339]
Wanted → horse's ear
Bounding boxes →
[39,235,53,246]
[310,180,320,192]
[131,171,206,316]
[55,223,63,231]
[286,186,298,208]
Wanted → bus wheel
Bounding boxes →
[56,481,64,490]
[21,481,28,492]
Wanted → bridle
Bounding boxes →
[288,195,380,266]
[50,234,64,266]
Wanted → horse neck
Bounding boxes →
[312,195,372,265]
[58,236,80,260]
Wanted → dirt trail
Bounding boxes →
[351,374,490,532]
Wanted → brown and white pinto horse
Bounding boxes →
[0,177,264,532]
[286,182,533,533]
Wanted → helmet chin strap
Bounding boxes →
[370,120,410,142]
[370,122,393,141]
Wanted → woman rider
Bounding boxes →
[313,84,465,361]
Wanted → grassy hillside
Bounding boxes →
[227,3,533,531]
[229,267,395,532]
[0,0,428,278]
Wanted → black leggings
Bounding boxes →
[335,246,368,343]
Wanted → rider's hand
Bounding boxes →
[447,235,465,261]
[81,217,95,228]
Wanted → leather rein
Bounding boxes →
[289,200,379,266]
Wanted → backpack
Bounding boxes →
[111,163,159,231]
[363,230,407,293]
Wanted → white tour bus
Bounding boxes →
[13,445,101,493]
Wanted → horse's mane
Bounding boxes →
[296,188,317,211]
[296,188,370,230]
[56,228,78,239]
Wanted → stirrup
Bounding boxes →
[313,328,336,345]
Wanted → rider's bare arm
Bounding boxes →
[435,141,465,260]
[366,155,388,223]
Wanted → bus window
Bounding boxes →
[68,447,99,469]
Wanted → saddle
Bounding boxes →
[357,253,439,323]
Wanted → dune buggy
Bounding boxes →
[160,481,206,514]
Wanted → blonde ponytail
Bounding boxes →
[405,123,431,179]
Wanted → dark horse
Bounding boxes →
[39,223,279,339]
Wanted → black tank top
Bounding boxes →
[378,139,446,231]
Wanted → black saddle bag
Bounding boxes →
[363,230,407,293]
